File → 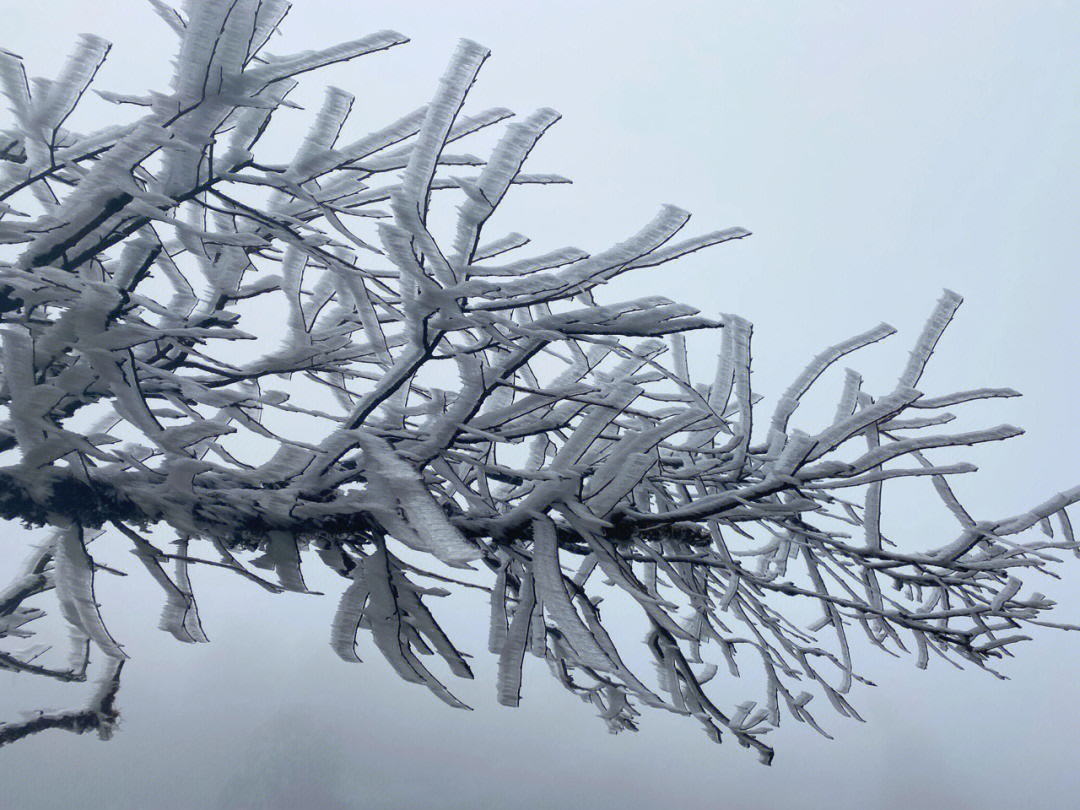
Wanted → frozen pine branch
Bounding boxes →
[1,0,1078,763]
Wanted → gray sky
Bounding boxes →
[2,2,1080,808]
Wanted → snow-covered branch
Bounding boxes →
[1,0,1077,763]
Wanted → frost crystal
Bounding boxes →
[1,0,1077,763]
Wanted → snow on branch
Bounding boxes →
[0,0,1077,763]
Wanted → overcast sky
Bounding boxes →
[3,2,1080,808]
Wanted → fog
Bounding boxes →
[2,2,1079,808]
